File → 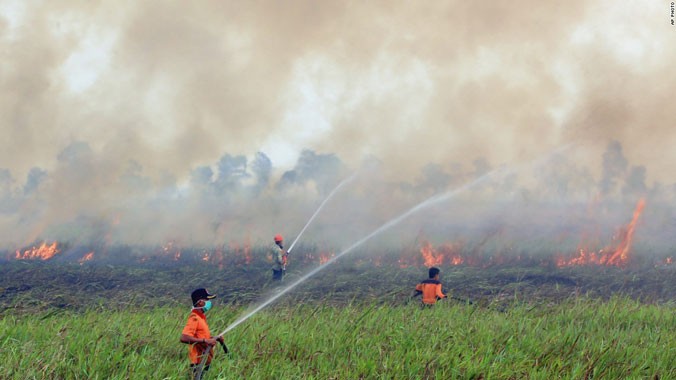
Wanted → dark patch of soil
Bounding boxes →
[1,259,674,315]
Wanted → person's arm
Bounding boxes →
[180,316,217,346]
[180,316,198,344]
[436,284,446,299]
[180,334,217,346]
[413,283,423,297]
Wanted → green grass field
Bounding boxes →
[1,297,674,379]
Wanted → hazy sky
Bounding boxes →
[1,1,674,249]
[1,0,674,183]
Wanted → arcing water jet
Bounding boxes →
[286,172,358,254]
[195,147,573,379]
[193,173,357,379]
[218,167,507,336]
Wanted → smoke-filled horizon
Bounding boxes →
[1,142,673,253]
[1,1,674,251]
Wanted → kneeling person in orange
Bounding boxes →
[414,267,447,305]
[180,288,224,377]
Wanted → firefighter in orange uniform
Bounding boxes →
[414,267,447,305]
[180,288,224,378]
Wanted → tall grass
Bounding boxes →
[1,297,673,379]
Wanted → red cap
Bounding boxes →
[274,234,283,242]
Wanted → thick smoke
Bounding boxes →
[0,1,674,255]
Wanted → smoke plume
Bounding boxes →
[0,1,674,254]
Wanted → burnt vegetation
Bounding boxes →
[1,243,674,316]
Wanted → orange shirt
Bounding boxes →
[415,279,446,305]
[182,310,214,364]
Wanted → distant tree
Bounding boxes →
[277,170,298,190]
[215,154,249,192]
[57,141,92,163]
[600,140,628,196]
[190,166,213,188]
[23,167,48,195]
[277,149,344,194]
[251,152,272,193]
[622,165,647,199]
[418,163,451,193]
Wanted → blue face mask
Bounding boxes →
[202,300,212,313]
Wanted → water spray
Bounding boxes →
[194,146,572,379]
[217,145,576,335]
[218,167,508,337]
[287,172,358,256]
[193,173,357,379]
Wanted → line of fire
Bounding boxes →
[5,198,673,269]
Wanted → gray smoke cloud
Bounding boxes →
[0,1,674,255]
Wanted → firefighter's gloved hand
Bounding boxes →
[203,338,218,346]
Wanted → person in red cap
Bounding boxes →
[271,234,287,281]
[180,288,224,377]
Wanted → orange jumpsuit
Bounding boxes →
[415,279,446,305]
[182,309,214,365]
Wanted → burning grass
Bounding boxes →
[6,199,668,271]
[0,199,673,270]
[1,253,674,316]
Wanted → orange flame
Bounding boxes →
[373,256,383,267]
[398,252,415,268]
[318,252,334,265]
[420,241,444,266]
[419,241,464,267]
[244,245,251,265]
[606,198,645,265]
[78,252,94,265]
[161,241,182,261]
[557,198,645,267]
[15,242,60,260]
[233,241,251,265]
